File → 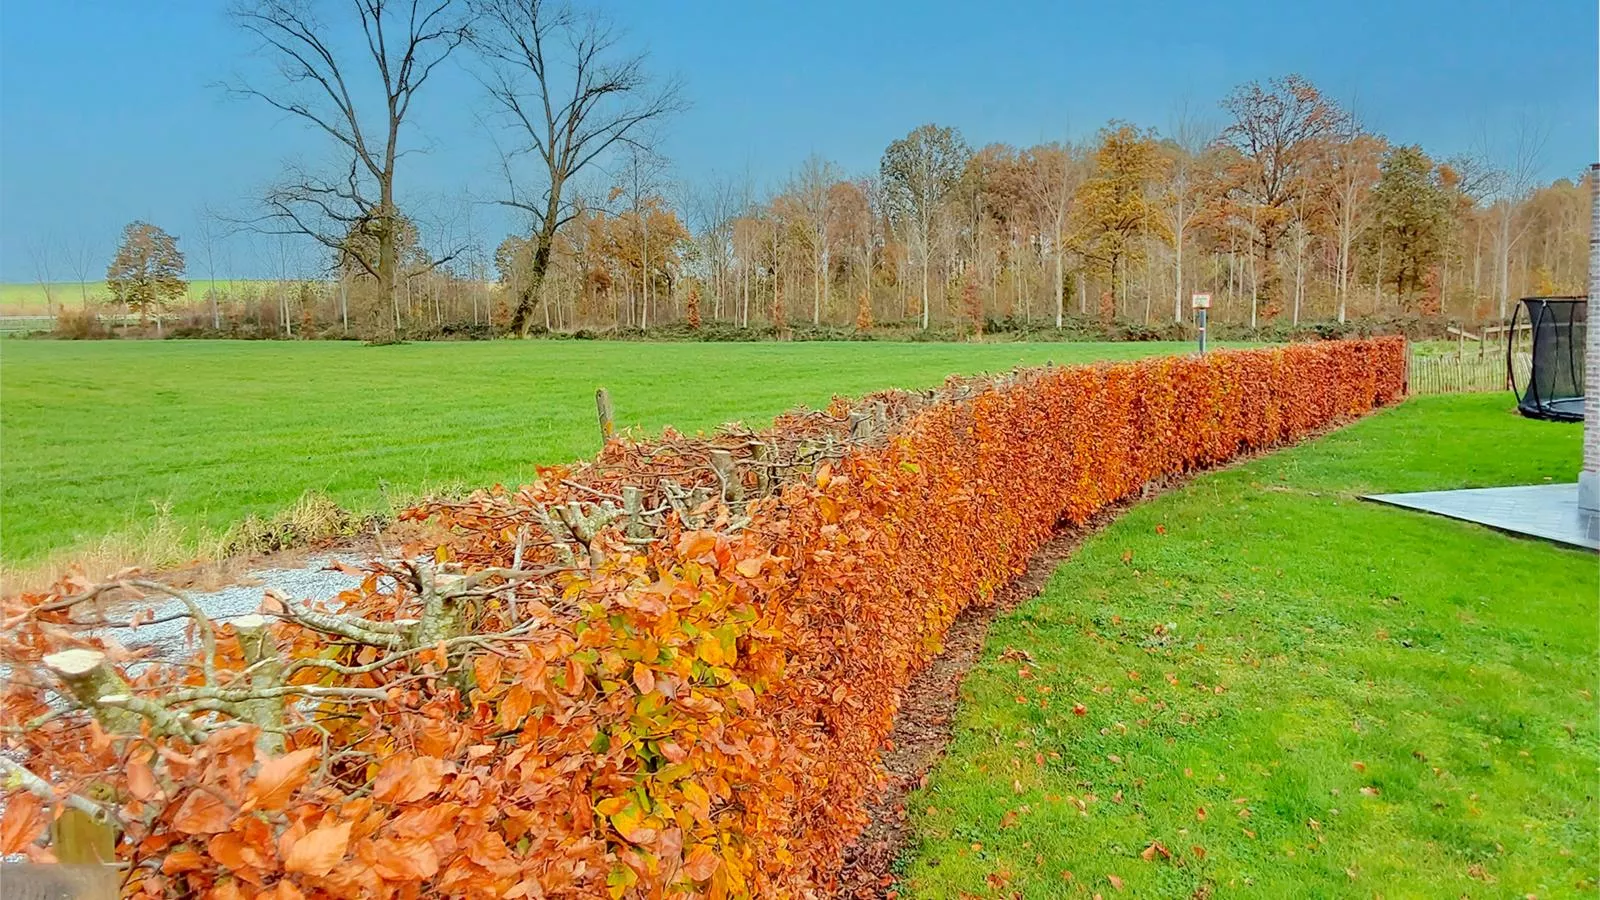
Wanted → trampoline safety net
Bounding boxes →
[1509,297,1587,422]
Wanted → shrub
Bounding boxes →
[52,308,113,340]
[1,340,1406,898]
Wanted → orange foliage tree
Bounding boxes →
[854,290,873,332]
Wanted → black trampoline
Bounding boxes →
[1508,297,1586,422]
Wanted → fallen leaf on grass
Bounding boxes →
[1141,841,1172,861]
[1106,873,1124,891]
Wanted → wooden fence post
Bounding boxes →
[596,388,615,446]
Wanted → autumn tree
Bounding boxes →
[106,221,188,322]
[1071,124,1170,313]
[1220,75,1348,310]
[1368,145,1451,305]
[881,124,971,328]
[685,281,701,329]
[855,288,873,331]
[961,272,983,336]
[473,0,683,336]
[230,0,468,336]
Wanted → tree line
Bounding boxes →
[52,1,1587,340]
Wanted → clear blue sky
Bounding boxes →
[1,0,1594,280]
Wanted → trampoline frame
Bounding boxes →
[1507,296,1586,422]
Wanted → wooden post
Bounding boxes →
[595,388,615,446]
[709,449,743,501]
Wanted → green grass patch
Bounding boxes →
[898,393,1596,898]
[0,339,1219,566]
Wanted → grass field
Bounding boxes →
[0,339,1225,570]
[0,280,287,314]
[897,393,1596,897]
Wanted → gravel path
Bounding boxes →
[100,552,368,662]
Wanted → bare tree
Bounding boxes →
[26,237,56,318]
[195,211,224,329]
[472,0,682,336]
[66,233,99,309]
[1321,109,1384,324]
[1221,75,1348,309]
[687,172,744,322]
[228,0,469,335]
[791,154,842,324]
[1479,114,1550,319]
[1023,141,1083,328]
[882,124,971,329]
[1162,104,1217,323]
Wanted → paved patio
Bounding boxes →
[1364,483,1598,551]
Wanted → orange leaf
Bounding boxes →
[208,831,263,873]
[498,684,533,730]
[372,755,444,805]
[632,662,655,695]
[371,837,440,880]
[0,792,43,854]
[283,818,351,878]
[677,532,717,558]
[265,880,307,900]
[171,789,232,835]
[162,848,206,874]
[246,747,319,811]
[682,844,719,881]
[127,756,160,802]
[1106,873,1124,891]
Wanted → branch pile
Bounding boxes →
[1,339,1406,898]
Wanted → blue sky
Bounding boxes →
[1,0,1594,280]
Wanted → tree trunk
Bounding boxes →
[1054,239,1064,328]
[1173,216,1184,323]
[920,245,930,330]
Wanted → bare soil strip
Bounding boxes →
[830,520,1099,898]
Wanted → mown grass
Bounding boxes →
[898,393,1597,898]
[0,339,1220,569]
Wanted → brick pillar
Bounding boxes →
[1580,163,1599,511]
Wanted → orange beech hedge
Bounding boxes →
[1,339,1405,899]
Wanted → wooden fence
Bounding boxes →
[1408,347,1529,395]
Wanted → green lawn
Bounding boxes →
[899,393,1597,898]
[0,339,1213,567]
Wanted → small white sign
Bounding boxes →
[1191,293,1212,310]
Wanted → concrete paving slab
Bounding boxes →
[1364,483,1598,551]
